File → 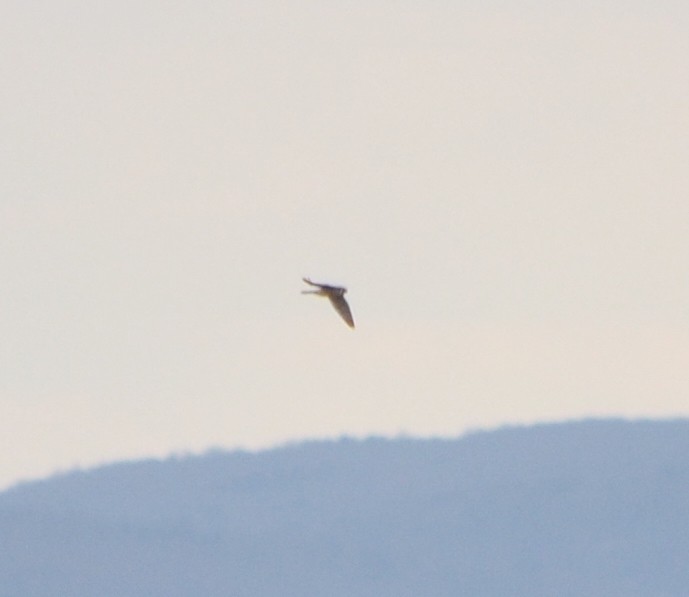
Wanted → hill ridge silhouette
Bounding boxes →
[2,418,688,596]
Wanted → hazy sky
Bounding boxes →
[2,0,688,489]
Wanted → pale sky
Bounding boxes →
[2,0,688,489]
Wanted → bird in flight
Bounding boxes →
[302,278,355,329]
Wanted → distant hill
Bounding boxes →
[1,419,689,597]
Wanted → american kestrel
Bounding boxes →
[302,277,355,329]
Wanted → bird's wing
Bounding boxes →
[303,278,343,292]
[328,295,355,328]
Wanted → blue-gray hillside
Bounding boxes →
[1,419,689,597]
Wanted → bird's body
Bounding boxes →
[302,278,355,328]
